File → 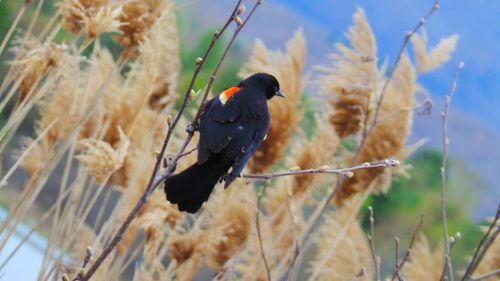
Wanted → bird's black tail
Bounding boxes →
[164,154,231,213]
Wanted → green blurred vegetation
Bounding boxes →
[361,149,482,272]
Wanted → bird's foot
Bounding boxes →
[186,122,200,133]
[164,155,177,172]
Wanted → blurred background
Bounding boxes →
[0,0,499,279]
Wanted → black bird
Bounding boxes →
[164,73,285,213]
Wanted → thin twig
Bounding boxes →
[391,214,425,280]
[156,159,401,188]
[367,206,381,281]
[439,62,464,281]
[78,2,259,280]
[394,237,402,281]
[242,159,400,180]
[256,180,272,281]
[462,204,500,281]
[179,146,198,158]
[283,181,300,281]
[471,268,500,281]
[75,247,93,280]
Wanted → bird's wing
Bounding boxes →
[224,98,270,187]
[198,88,242,164]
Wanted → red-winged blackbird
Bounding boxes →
[164,73,285,213]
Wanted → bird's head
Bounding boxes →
[240,72,286,100]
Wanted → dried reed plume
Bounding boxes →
[412,31,459,74]
[240,29,307,173]
[62,0,123,41]
[62,0,109,35]
[12,42,65,106]
[116,0,165,48]
[316,8,378,138]
[76,126,129,184]
[335,54,416,204]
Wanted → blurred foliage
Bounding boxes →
[361,149,481,272]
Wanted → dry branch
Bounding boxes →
[462,204,500,281]
[439,62,464,281]
[391,214,425,280]
[256,180,272,281]
[367,206,381,281]
[242,159,400,180]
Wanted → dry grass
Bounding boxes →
[0,1,495,281]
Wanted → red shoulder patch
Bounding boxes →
[219,86,240,104]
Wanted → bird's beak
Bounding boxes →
[276,90,286,98]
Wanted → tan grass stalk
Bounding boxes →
[2,49,127,272]
[42,175,114,281]
[0,120,56,189]
[308,195,373,281]
[400,235,444,281]
[38,143,79,279]
[0,76,54,155]
[0,3,28,58]
[203,188,254,271]
[0,0,46,95]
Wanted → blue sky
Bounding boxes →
[275,0,500,132]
